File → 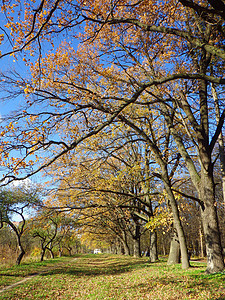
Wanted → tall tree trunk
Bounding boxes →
[121,231,130,255]
[211,83,225,206]
[167,228,181,265]
[161,99,224,272]
[121,112,189,267]
[199,174,224,273]
[165,184,190,269]
[149,230,158,262]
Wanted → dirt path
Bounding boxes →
[0,257,78,294]
[0,273,38,294]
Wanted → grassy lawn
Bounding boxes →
[0,254,224,299]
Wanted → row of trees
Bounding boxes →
[0,0,225,273]
[45,128,225,264]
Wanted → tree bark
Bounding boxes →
[122,240,130,255]
[133,237,141,257]
[133,221,141,257]
[121,231,130,255]
[16,244,25,265]
[199,225,205,258]
[149,230,158,262]
[48,248,54,259]
[211,83,225,207]
[167,228,181,265]
[199,174,224,273]
[164,183,190,269]
[40,249,45,261]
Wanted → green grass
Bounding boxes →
[0,254,224,299]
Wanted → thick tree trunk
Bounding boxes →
[211,83,225,207]
[149,230,158,262]
[121,231,130,255]
[133,238,141,257]
[167,229,180,265]
[199,174,224,273]
[165,186,190,269]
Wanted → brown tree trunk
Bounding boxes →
[16,244,25,265]
[40,249,45,261]
[133,223,141,257]
[121,231,130,255]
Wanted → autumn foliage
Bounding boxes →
[0,0,225,273]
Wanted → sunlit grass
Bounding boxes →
[0,254,224,299]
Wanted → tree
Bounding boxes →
[31,207,80,260]
[0,186,40,264]
[53,215,80,257]
[31,209,60,261]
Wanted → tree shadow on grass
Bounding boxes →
[116,275,225,299]
[0,255,153,280]
[38,256,156,278]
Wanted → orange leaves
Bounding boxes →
[0,34,4,45]
[24,84,35,94]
